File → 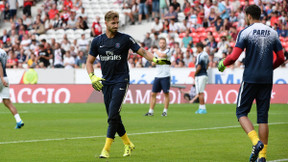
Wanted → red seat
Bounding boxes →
[229,42,236,47]
[279,36,284,42]
[179,33,186,38]
[196,27,206,33]
[215,37,220,42]
[189,32,198,38]
[190,27,196,33]
[193,37,200,43]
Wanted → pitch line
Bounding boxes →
[0,122,287,145]
[268,159,288,162]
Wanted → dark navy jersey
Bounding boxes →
[89,32,140,85]
[235,23,283,84]
[0,49,8,77]
[195,51,209,76]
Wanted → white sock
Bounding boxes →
[14,114,22,123]
[163,108,168,113]
[199,105,206,110]
[148,108,154,113]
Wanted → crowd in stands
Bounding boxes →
[0,0,287,69]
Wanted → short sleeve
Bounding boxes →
[89,37,99,57]
[235,30,246,50]
[128,35,140,52]
[273,35,283,53]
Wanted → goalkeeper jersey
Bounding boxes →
[89,32,140,85]
[235,23,282,84]
[155,48,171,78]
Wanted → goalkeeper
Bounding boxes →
[86,11,171,159]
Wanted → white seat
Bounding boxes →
[75,29,84,35]
[65,29,74,35]
[46,29,56,35]
[84,29,91,34]
[55,29,65,35]
[38,34,48,41]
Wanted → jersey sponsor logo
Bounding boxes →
[99,51,121,61]
[252,29,270,37]
[115,43,120,48]
[100,45,105,48]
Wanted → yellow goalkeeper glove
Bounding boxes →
[152,57,171,65]
[89,72,105,91]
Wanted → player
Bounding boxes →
[144,38,171,117]
[218,5,285,162]
[0,48,24,129]
[86,11,170,159]
[194,42,209,114]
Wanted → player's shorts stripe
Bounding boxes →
[118,84,129,112]
[237,81,245,107]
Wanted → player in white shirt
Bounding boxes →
[0,48,24,129]
[145,38,171,116]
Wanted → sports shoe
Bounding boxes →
[99,150,109,158]
[161,112,167,116]
[195,109,207,114]
[258,157,266,162]
[15,120,24,129]
[144,112,153,116]
[250,141,264,162]
[123,143,135,157]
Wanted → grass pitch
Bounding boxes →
[0,103,287,162]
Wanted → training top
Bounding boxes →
[155,48,171,78]
[195,51,209,77]
[235,23,283,84]
[0,48,7,77]
[89,32,140,85]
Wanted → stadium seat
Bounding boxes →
[229,42,236,47]
[206,27,215,32]
[192,37,200,44]
[279,36,284,42]
[196,27,206,33]
[65,29,74,35]
[179,33,185,38]
[39,34,48,41]
[56,29,65,35]
[189,32,198,38]
[215,37,220,42]
[190,27,196,33]
[85,29,91,35]
[46,29,56,35]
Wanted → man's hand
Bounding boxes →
[218,59,226,72]
[89,72,105,91]
[152,57,171,65]
[1,78,8,87]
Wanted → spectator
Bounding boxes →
[29,38,38,52]
[75,50,86,68]
[123,1,137,25]
[61,38,71,52]
[204,0,213,18]
[0,29,9,44]
[63,0,73,11]
[170,0,180,13]
[23,0,33,17]
[74,0,82,10]
[218,0,229,20]
[164,5,178,22]
[52,13,63,29]
[215,35,229,61]
[8,0,18,22]
[162,19,170,33]
[151,32,160,47]
[37,44,52,68]
[33,18,45,35]
[183,0,192,19]
[53,43,64,68]
[215,17,223,32]
[67,14,77,29]
[76,7,87,21]
[61,9,70,26]
[48,4,59,20]
[70,45,78,58]
[152,0,160,20]
[151,17,163,34]
[143,32,152,49]
[91,16,102,37]
[168,19,179,33]
[77,34,89,52]
[208,7,217,26]
[9,29,19,45]
[6,50,18,68]
[229,11,237,22]
[27,53,37,68]
[178,19,189,33]
[22,14,32,29]
[181,30,192,48]
[16,49,27,64]
[20,34,31,51]
[197,8,205,27]
[63,50,75,69]
[138,0,149,24]
[188,8,197,28]
[160,0,169,19]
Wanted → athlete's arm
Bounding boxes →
[153,49,167,58]
[223,47,243,66]
[0,62,7,87]
[137,48,154,62]
[194,64,202,76]
[273,50,285,69]
[86,55,96,74]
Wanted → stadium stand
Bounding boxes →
[0,0,287,69]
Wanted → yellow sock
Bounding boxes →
[259,145,267,159]
[121,133,131,145]
[103,138,113,152]
[248,130,260,145]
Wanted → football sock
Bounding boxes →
[121,133,131,145]
[103,138,113,151]
[259,144,267,158]
[163,108,168,113]
[199,104,206,110]
[248,130,260,145]
[148,108,154,114]
[14,114,22,123]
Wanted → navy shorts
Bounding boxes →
[236,82,272,123]
[152,76,170,93]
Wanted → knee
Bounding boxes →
[2,99,10,107]
[151,92,157,98]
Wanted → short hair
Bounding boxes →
[159,37,166,42]
[196,42,205,49]
[245,5,261,20]
[105,11,119,22]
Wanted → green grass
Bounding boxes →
[0,103,287,162]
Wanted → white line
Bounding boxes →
[0,122,287,145]
[0,111,28,114]
[268,159,288,162]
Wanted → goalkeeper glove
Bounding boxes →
[152,57,171,65]
[89,72,105,91]
[218,59,226,72]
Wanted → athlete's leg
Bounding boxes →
[149,92,157,110]
[146,78,161,116]
[163,92,169,110]
[3,99,18,115]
